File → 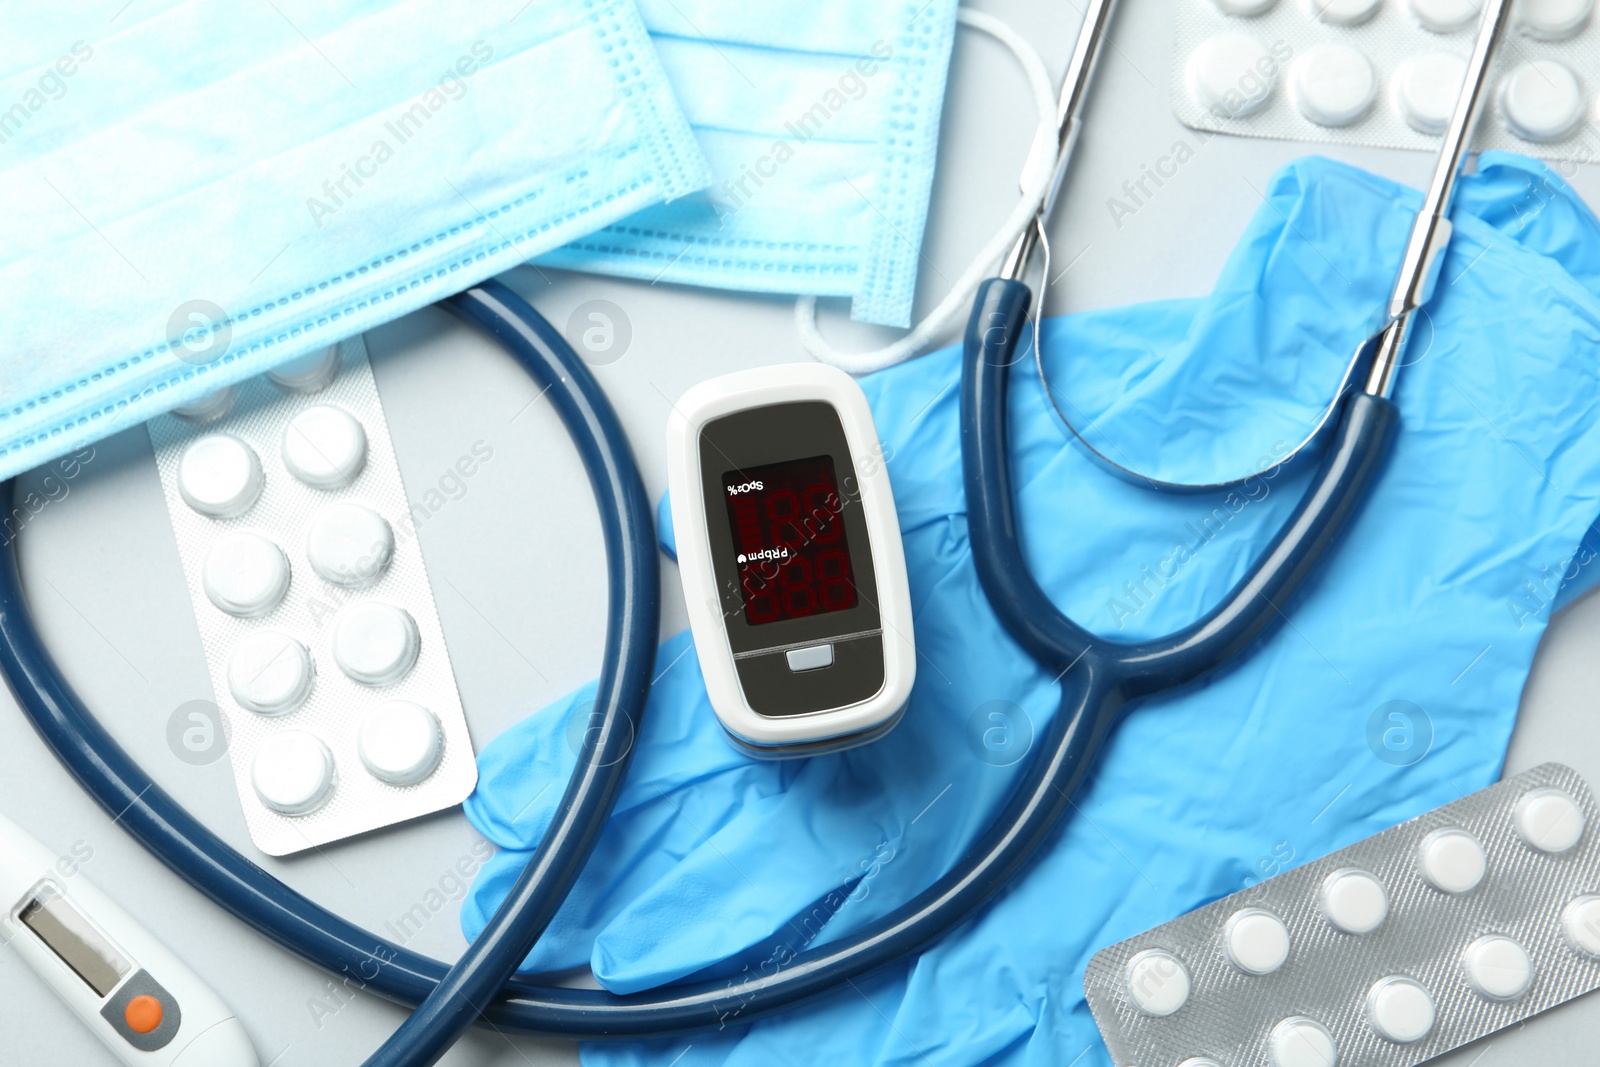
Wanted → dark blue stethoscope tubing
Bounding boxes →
[359,283,663,1065]
[0,276,1398,1049]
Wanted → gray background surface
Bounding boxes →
[4,0,1600,1063]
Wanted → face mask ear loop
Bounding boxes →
[796,6,1059,376]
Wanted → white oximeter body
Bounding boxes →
[0,812,258,1066]
[666,364,915,757]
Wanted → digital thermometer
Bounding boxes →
[667,364,915,756]
[0,812,258,1066]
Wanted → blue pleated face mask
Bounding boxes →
[0,0,709,482]
[539,0,961,328]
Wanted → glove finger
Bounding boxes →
[465,629,765,849]
[465,680,598,850]
[868,813,1132,1067]
[463,745,793,973]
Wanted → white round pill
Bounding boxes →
[1304,0,1382,25]
[178,433,264,519]
[1224,908,1291,975]
[1417,827,1487,893]
[267,346,341,394]
[282,404,368,489]
[332,601,420,686]
[251,730,335,815]
[1290,43,1377,127]
[1407,0,1481,31]
[307,503,394,588]
[1125,949,1190,1016]
[1321,868,1389,934]
[1366,976,1436,1042]
[358,700,444,786]
[1514,786,1586,852]
[1268,1016,1338,1067]
[1393,52,1469,134]
[1561,895,1600,957]
[1500,61,1585,143]
[203,531,291,617]
[171,385,238,424]
[1462,935,1533,1000]
[1211,0,1279,15]
[1517,0,1593,38]
[1179,1060,1224,1067]
[1186,33,1280,118]
[228,630,315,715]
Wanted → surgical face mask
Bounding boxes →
[539,0,961,328]
[0,0,708,483]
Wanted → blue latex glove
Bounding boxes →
[463,153,1600,1065]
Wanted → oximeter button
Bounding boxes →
[283,404,368,489]
[203,531,291,617]
[358,700,443,785]
[228,630,315,715]
[178,433,264,518]
[785,644,835,672]
[267,345,341,393]
[251,730,336,815]
[333,601,420,686]
[307,503,394,587]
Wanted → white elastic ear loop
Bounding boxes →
[795,7,1060,375]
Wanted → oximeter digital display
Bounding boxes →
[667,363,915,758]
[721,454,857,625]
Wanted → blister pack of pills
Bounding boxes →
[1084,762,1600,1066]
[1170,0,1600,162]
[147,338,477,856]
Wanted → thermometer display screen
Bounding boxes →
[17,884,131,996]
[722,455,858,626]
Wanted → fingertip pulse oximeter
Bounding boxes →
[666,363,915,758]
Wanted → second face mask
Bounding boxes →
[539,0,963,328]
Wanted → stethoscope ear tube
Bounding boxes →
[960,267,1399,718]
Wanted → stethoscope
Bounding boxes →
[0,0,1510,1064]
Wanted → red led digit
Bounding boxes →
[779,557,818,617]
[730,495,763,552]
[816,549,855,610]
[742,568,781,624]
[766,488,802,545]
[804,485,842,544]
